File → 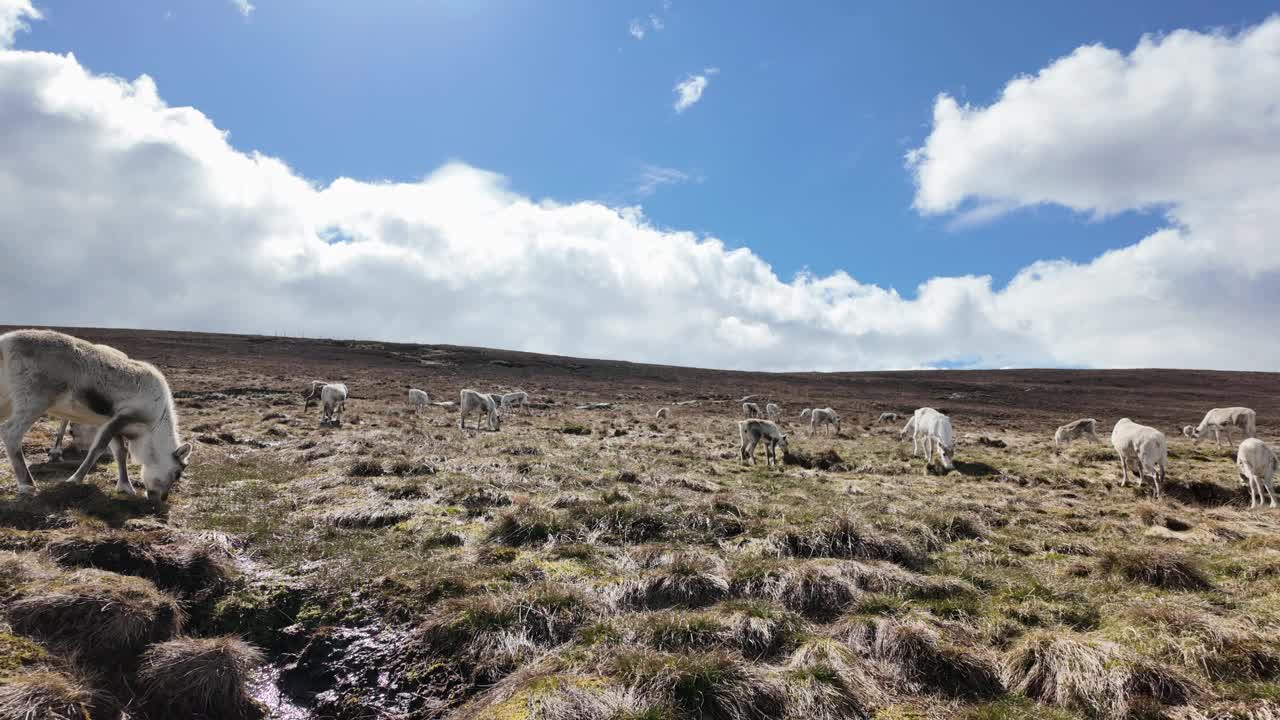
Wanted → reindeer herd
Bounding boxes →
[0,329,1275,510]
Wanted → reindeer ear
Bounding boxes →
[174,442,193,465]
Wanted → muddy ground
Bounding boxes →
[2,326,1280,720]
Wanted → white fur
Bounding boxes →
[408,388,429,413]
[1237,438,1278,509]
[738,419,788,466]
[765,402,782,420]
[655,407,670,419]
[0,330,191,500]
[305,381,348,425]
[1189,407,1256,447]
[809,407,840,435]
[743,402,762,419]
[877,412,900,424]
[1111,418,1168,498]
[799,408,812,420]
[459,388,500,431]
[913,408,955,473]
[500,391,530,414]
[1054,418,1100,447]
[48,419,98,461]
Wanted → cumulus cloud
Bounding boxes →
[650,14,664,31]
[903,17,1280,369]
[0,18,1278,371]
[230,0,254,18]
[673,68,717,113]
[628,18,645,40]
[0,0,39,48]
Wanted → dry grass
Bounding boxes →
[0,669,97,720]
[136,636,265,720]
[8,569,183,661]
[1097,547,1213,591]
[4,335,1280,718]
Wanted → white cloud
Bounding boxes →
[628,18,645,40]
[673,68,717,113]
[1,18,1279,372]
[634,164,691,197]
[649,14,664,31]
[0,0,40,49]
[230,0,254,18]
[903,17,1280,369]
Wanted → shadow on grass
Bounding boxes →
[952,460,1000,477]
[0,481,164,530]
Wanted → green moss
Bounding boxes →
[0,631,48,676]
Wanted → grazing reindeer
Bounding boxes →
[739,419,789,467]
[304,381,348,425]
[408,388,429,413]
[0,330,191,500]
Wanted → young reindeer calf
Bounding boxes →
[739,419,789,467]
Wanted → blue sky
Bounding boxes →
[4,1,1279,370]
[20,0,1271,292]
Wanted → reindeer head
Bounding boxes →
[143,441,193,503]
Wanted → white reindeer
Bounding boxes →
[1187,407,1256,447]
[655,407,670,420]
[743,402,762,419]
[500,391,530,415]
[877,412,900,424]
[913,408,955,473]
[459,389,500,431]
[809,408,841,435]
[739,419,788,467]
[1054,418,1101,447]
[799,408,812,420]
[304,381,348,425]
[1111,419,1168,498]
[0,330,192,500]
[765,402,783,420]
[408,388,430,413]
[1237,438,1278,509]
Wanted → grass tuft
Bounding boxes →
[873,618,1003,699]
[0,669,98,720]
[611,649,786,720]
[136,636,265,720]
[616,552,730,610]
[9,569,184,662]
[1097,548,1212,591]
[770,515,921,568]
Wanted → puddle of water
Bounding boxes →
[250,665,311,720]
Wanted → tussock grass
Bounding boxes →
[718,600,807,660]
[873,618,1003,699]
[1097,548,1213,591]
[45,531,231,598]
[784,638,883,720]
[1121,601,1280,682]
[136,636,265,720]
[422,583,594,661]
[0,669,97,720]
[1003,629,1198,718]
[535,685,672,720]
[770,515,921,568]
[730,558,859,619]
[617,552,730,610]
[9,569,184,661]
[611,649,786,720]
[487,505,567,546]
[638,610,731,652]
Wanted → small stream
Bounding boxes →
[249,665,312,720]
